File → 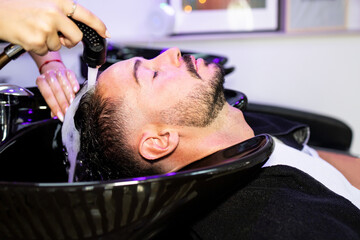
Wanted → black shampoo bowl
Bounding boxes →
[0,115,273,240]
[0,85,353,239]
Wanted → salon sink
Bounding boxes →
[0,83,353,239]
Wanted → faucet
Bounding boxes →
[0,44,25,70]
[0,84,34,143]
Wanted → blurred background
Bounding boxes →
[0,0,359,155]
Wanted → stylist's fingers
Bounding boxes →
[66,70,80,93]
[36,70,72,121]
[56,70,76,105]
[46,31,62,52]
[67,2,110,38]
[36,74,65,121]
[55,16,83,48]
[28,35,50,55]
[46,71,70,116]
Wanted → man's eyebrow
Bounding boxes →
[133,59,141,85]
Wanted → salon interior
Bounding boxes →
[0,0,359,239]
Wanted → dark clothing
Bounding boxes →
[189,165,360,240]
[182,113,360,239]
[244,112,309,150]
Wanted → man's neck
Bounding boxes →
[169,103,255,171]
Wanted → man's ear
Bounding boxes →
[139,129,179,160]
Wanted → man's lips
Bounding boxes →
[196,58,204,71]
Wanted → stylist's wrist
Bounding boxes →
[39,60,65,74]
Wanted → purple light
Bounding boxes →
[8,89,14,93]
[107,44,114,51]
[160,48,169,54]
[131,172,177,181]
[212,58,220,63]
[28,109,33,114]
[165,172,176,176]
[132,176,148,181]
[27,119,32,122]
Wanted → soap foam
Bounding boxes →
[62,67,98,182]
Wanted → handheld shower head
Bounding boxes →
[70,18,107,68]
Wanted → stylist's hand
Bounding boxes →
[0,0,109,55]
[36,60,79,122]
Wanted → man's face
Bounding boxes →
[98,47,226,128]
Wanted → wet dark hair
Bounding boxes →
[73,87,162,181]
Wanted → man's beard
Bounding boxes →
[160,57,226,127]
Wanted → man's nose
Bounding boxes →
[155,47,181,67]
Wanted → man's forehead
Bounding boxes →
[99,59,132,79]
[97,58,135,98]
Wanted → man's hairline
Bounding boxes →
[96,83,139,147]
